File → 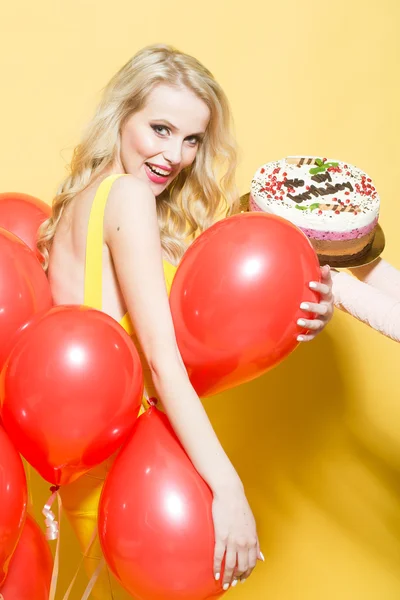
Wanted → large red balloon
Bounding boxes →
[0,514,53,599]
[0,192,51,256]
[170,213,321,396]
[99,406,223,600]
[1,305,144,486]
[0,426,28,587]
[0,228,52,370]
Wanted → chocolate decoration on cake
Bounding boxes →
[287,181,354,203]
[311,172,332,183]
[284,178,304,188]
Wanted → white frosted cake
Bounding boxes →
[249,157,380,266]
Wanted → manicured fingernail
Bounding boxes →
[260,551,265,561]
[215,573,220,581]
[300,302,309,310]
[309,282,318,289]
[232,579,238,588]
[297,319,306,327]
[241,578,246,584]
[297,335,305,342]
[223,583,230,591]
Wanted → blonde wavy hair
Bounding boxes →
[37,43,239,270]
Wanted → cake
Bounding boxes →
[249,157,380,266]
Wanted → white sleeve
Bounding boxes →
[332,270,400,343]
[349,258,400,301]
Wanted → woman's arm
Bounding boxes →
[349,258,400,301]
[332,269,400,342]
[104,175,260,588]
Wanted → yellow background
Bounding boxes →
[1,0,400,598]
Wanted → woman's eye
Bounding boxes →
[186,136,200,146]
[151,125,169,136]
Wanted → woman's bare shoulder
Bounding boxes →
[107,174,155,209]
[104,174,157,235]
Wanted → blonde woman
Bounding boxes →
[38,44,334,598]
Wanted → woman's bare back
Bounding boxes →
[48,175,127,322]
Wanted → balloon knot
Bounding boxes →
[147,397,158,407]
[50,485,60,493]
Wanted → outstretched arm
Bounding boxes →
[104,175,261,589]
[331,268,400,342]
[349,258,400,302]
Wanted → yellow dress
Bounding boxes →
[59,174,177,599]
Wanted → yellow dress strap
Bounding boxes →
[84,174,125,309]
[118,259,177,336]
[119,313,134,336]
[163,259,177,292]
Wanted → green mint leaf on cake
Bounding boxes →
[310,160,339,175]
[294,203,320,211]
[310,165,325,175]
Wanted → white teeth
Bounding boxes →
[147,164,169,177]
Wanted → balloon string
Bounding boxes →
[48,492,62,600]
[42,485,60,541]
[80,558,105,600]
[61,525,99,600]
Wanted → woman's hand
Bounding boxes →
[297,264,334,342]
[212,485,263,589]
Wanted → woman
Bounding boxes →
[38,44,334,598]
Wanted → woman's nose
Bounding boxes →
[163,140,182,166]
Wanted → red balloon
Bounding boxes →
[99,406,223,600]
[0,514,53,599]
[170,213,321,396]
[1,306,144,486]
[0,192,51,257]
[0,228,52,370]
[0,426,28,587]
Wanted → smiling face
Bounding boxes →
[117,84,210,195]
